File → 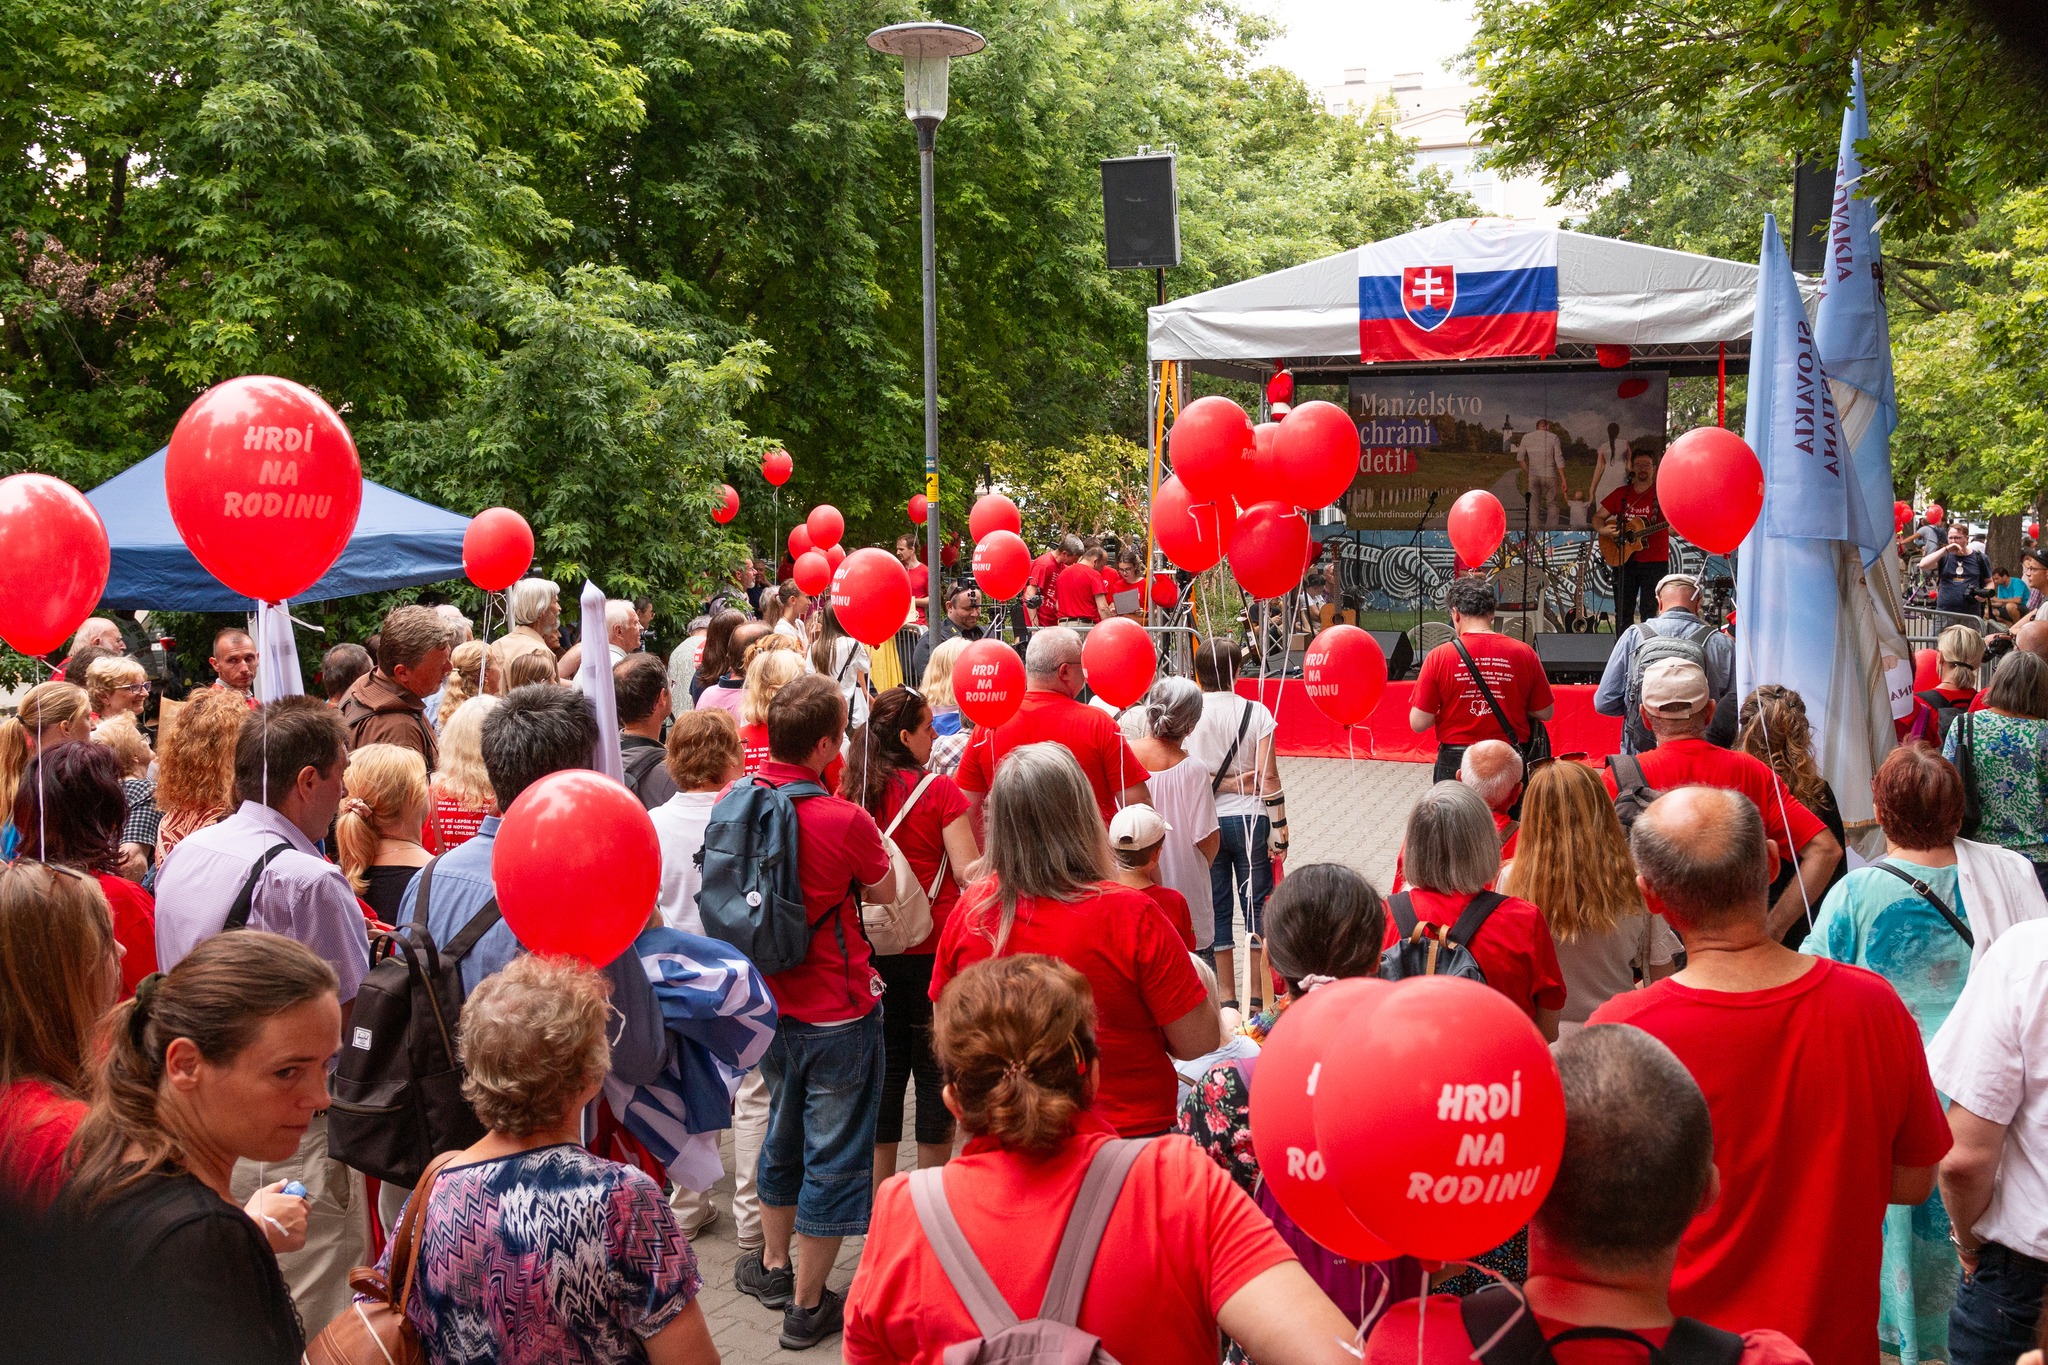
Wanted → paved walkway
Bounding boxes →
[689,756,1436,1360]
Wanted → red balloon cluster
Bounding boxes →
[0,474,111,657]
[1154,475,1237,574]
[492,771,659,966]
[1660,427,1765,555]
[955,638,1026,727]
[1250,974,1567,1264]
[463,508,534,592]
[968,493,1021,542]
[908,493,928,525]
[831,547,912,646]
[1893,500,1912,533]
[1447,490,1507,567]
[793,550,833,596]
[713,483,740,525]
[1081,617,1155,708]
[762,448,793,487]
[1301,625,1387,727]
[788,524,814,560]
[806,504,844,550]
[971,530,1031,601]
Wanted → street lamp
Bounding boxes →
[866,20,984,631]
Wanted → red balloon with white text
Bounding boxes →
[954,638,1025,727]
[1154,475,1238,575]
[1302,625,1387,727]
[0,474,110,657]
[972,530,1031,601]
[492,771,660,967]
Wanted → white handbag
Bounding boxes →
[862,773,947,955]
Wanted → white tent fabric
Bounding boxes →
[1147,218,1820,364]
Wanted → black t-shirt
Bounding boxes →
[1935,549,1992,613]
[363,863,421,923]
[71,1169,303,1364]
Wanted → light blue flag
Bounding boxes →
[1736,214,1850,722]
[1813,59,1900,564]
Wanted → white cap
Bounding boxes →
[1109,804,1171,850]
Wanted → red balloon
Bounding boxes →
[762,448,793,487]
[1595,344,1631,369]
[1893,500,1912,533]
[1266,369,1294,406]
[908,494,928,525]
[954,638,1025,727]
[1926,503,1946,526]
[1617,377,1651,400]
[1303,625,1388,727]
[1660,427,1765,555]
[713,483,740,525]
[831,547,912,646]
[1081,616,1156,708]
[1244,421,1285,496]
[1168,396,1254,506]
[1447,490,1507,566]
[972,529,1031,601]
[1272,401,1362,511]
[968,493,1022,542]
[826,544,847,571]
[793,549,833,595]
[806,504,845,550]
[462,507,534,592]
[0,474,110,657]
[1315,976,1566,1262]
[941,538,961,569]
[1249,979,1401,1263]
[1229,501,1309,600]
[1151,574,1180,610]
[165,375,363,602]
[1153,475,1238,574]
[788,523,814,560]
[1913,647,1941,693]
[491,771,659,966]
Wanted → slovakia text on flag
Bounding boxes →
[1359,220,1560,362]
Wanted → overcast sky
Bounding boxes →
[1246,0,1478,92]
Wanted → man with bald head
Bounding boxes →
[955,625,1149,825]
[1591,786,1951,1365]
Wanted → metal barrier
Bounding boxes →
[1903,606,1987,654]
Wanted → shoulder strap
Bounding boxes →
[1389,890,1418,938]
[223,842,295,932]
[1663,1317,1748,1365]
[1461,1285,1546,1365]
[1871,862,1974,947]
[884,773,939,839]
[1607,753,1646,792]
[409,854,503,962]
[1448,891,1506,948]
[388,1150,462,1313]
[1212,700,1256,794]
[1039,1138,1149,1324]
[909,1166,1020,1338]
[1453,637,1519,745]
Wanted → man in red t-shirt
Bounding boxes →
[1598,451,1670,633]
[1602,658,1841,941]
[1054,541,1115,623]
[742,674,897,1345]
[1364,1025,1814,1365]
[1024,535,1081,628]
[1410,575,1555,782]
[956,626,1150,827]
[1591,787,1951,1365]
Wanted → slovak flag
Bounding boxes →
[1358,220,1560,362]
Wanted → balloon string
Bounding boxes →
[35,656,46,861]
[1416,1271,1428,1365]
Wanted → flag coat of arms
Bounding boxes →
[1359,220,1560,361]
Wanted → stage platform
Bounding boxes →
[1235,678,1623,764]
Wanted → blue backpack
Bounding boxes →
[695,774,835,974]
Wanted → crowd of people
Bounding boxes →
[1,553,2046,1365]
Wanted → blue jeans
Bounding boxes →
[1951,1242,2048,1365]
[1210,814,1273,948]
[757,1010,885,1238]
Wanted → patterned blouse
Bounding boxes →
[1945,712,2048,864]
[380,1143,701,1365]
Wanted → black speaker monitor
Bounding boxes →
[1532,632,1618,681]
[1100,153,1181,270]
[1367,630,1415,682]
[1790,156,1833,275]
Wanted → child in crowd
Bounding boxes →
[1108,804,1197,950]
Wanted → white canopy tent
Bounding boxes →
[1147,218,1820,381]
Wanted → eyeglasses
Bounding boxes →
[115,682,153,694]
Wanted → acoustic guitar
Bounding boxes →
[1599,515,1670,568]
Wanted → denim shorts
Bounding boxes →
[756,1010,886,1238]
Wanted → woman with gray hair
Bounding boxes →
[1393,780,1566,1040]
[930,742,1216,1137]
[1129,677,1223,963]
[489,576,561,678]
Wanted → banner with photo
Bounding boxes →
[1342,371,1671,533]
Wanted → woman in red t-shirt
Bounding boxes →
[14,741,156,999]
[0,860,121,1207]
[424,694,500,853]
[848,953,1352,1365]
[930,743,1216,1136]
[841,686,981,1192]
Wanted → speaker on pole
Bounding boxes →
[1790,156,1833,275]
[1100,152,1181,271]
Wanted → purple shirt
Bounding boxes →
[154,801,370,1002]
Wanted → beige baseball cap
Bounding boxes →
[1109,804,1171,850]
[1640,657,1710,716]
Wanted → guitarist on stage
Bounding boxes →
[1597,451,1669,632]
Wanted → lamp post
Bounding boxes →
[866,20,984,630]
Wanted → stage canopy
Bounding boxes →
[89,449,471,611]
[1148,217,1821,383]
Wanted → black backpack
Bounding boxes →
[327,859,499,1186]
[1915,688,1972,747]
[622,741,669,804]
[1606,752,1663,831]
[1460,1284,1744,1365]
[696,774,852,975]
[1379,890,1501,984]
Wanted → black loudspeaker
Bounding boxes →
[1533,632,1617,681]
[1368,630,1415,682]
[1100,153,1181,270]
[1790,156,1834,274]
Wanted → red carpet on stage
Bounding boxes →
[1234,679,1623,764]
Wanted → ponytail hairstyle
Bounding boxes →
[933,954,1099,1152]
[0,682,90,824]
[809,602,851,678]
[0,861,118,1098]
[67,931,337,1207]
[435,640,486,728]
[840,687,928,818]
[334,743,429,894]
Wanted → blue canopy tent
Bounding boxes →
[88,448,471,611]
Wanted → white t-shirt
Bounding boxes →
[1552,910,1681,1029]
[1518,428,1565,478]
[826,637,871,728]
[1186,691,1277,820]
[1142,758,1222,949]
[773,618,805,644]
[1927,918,2048,1260]
[650,790,722,934]
[668,635,706,695]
